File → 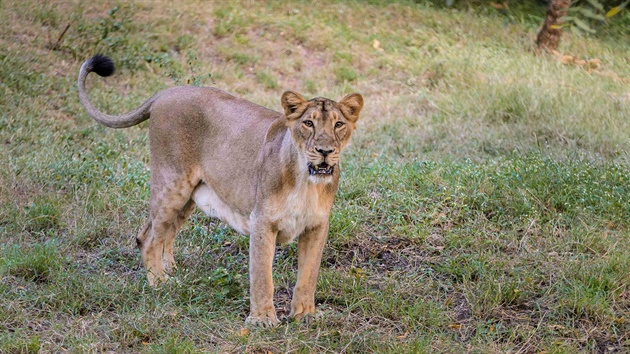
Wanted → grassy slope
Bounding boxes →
[1,0,629,352]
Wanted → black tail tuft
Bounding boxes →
[90,54,115,77]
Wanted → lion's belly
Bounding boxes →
[192,183,251,235]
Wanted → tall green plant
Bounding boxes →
[562,0,629,34]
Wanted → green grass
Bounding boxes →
[256,70,279,89]
[1,0,629,352]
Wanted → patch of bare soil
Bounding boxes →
[325,236,431,272]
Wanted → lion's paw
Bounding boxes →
[245,312,279,327]
[146,271,170,287]
[289,301,317,322]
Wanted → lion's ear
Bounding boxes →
[281,91,307,119]
[338,93,363,123]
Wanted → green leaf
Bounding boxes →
[580,8,606,21]
[570,24,583,36]
[586,0,604,12]
[573,18,596,33]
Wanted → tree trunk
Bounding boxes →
[536,0,571,53]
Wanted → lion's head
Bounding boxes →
[281,91,363,183]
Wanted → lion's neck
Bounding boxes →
[279,130,310,183]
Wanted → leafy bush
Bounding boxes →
[431,0,629,35]
[565,0,629,35]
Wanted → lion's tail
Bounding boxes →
[77,54,157,128]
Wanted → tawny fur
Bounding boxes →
[77,55,363,326]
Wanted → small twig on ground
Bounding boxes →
[49,22,71,50]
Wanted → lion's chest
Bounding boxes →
[274,185,328,244]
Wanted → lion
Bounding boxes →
[77,54,363,326]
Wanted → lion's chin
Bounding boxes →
[308,174,334,184]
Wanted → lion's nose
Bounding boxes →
[316,148,334,157]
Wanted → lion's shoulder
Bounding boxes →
[264,117,288,143]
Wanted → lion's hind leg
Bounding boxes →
[162,198,196,273]
[136,219,151,251]
[138,175,198,286]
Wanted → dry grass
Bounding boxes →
[1,0,629,352]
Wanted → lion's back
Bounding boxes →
[149,86,283,216]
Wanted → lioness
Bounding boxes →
[77,55,363,326]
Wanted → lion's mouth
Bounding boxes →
[308,162,334,176]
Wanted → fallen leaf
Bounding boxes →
[372,39,383,52]
[239,328,250,337]
[574,59,586,66]
[560,55,574,65]
[587,58,601,70]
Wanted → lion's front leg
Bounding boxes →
[246,220,279,327]
[290,222,329,321]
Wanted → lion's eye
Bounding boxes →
[335,121,345,128]
[303,120,314,127]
